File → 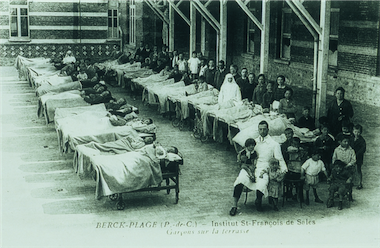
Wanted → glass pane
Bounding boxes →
[20,8,28,15]
[108,10,112,17]
[282,38,291,59]
[10,8,17,15]
[113,18,117,27]
[283,12,291,34]
[113,10,117,16]
[108,18,112,27]
[330,12,339,36]
[10,16,18,37]
[21,16,28,36]
[248,32,255,53]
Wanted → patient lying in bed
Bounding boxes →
[74,135,155,179]
[108,114,156,133]
[92,143,182,199]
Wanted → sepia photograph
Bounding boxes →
[1,0,379,247]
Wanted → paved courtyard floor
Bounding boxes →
[1,65,379,247]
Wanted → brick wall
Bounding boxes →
[0,43,120,61]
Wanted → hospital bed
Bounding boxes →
[73,142,183,210]
[55,108,155,154]
[37,90,90,124]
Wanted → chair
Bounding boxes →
[282,176,305,208]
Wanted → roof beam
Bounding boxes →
[285,0,318,39]
[193,0,221,30]
[205,0,213,7]
[244,0,250,6]
[175,0,184,8]
[167,0,190,26]
[145,0,169,24]
[235,0,263,30]
[291,0,322,36]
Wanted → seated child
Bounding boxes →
[352,124,366,190]
[168,65,183,82]
[281,128,294,163]
[296,106,316,131]
[314,125,336,174]
[229,138,257,216]
[332,134,356,169]
[196,76,208,93]
[335,120,354,148]
[331,134,356,203]
[261,158,285,211]
[287,137,308,174]
[77,70,88,82]
[237,138,257,182]
[327,160,354,210]
[159,65,172,77]
[301,149,328,205]
[284,137,308,201]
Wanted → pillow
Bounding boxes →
[166,153,182,162]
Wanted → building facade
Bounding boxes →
[0,0,127,61]
[0,0,379,107]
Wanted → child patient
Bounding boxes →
[229,138,257,216]
[301,149,328,205]
[327,159,354,210]
[261,158,285,211]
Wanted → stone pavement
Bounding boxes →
[1,66,379,247]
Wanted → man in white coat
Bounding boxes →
[254,120,288,211]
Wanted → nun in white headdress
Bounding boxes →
[218,73,242,107]
[62,50,76,64]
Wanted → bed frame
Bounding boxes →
[107,159,183,210]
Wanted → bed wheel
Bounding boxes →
[116,201,125,210]
[172,118,180,127]
[193,131,201,139]
[109,193,119,201]
[178,120,185,131]
[200,135,209,143]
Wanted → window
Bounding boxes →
[246,21,255,54]
[9,4,29,39]
[329,8,340,67]
[280,8,292,60]
[129,0,136,45]
[246,8,256,54]
[108,9,119,38]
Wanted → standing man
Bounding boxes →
[213,60,228,90]
[204,59,216,86]
[254,121,288,211]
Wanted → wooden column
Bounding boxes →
[169,4,175,51]
[316,0,331,119]
[260,0,270,74]
[190,2,197,55]
[219,0,227,62]
[201,17,206,56]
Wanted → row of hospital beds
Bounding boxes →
[103,61,320,151]
[16,55,184,210]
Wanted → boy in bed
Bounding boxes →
[83,90,113,105]
[106,98,138,116]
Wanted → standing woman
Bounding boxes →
[252,74,266,105]
[327,87,354,137]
